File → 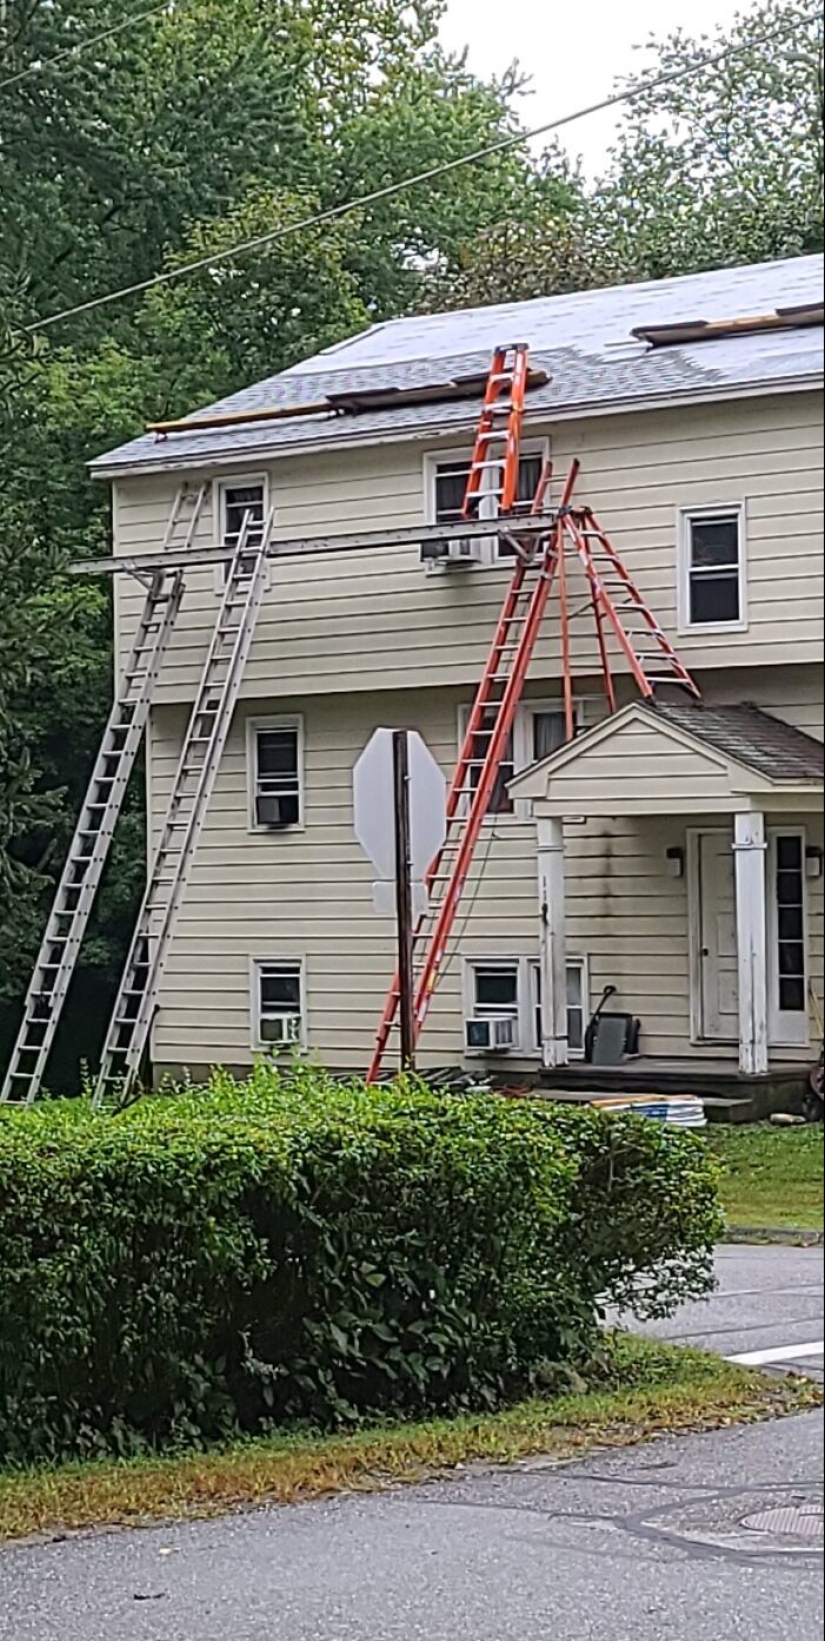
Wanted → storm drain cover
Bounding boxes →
[629,1487,825,1559]
[741,1503,824,1541]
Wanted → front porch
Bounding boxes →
[538,1056,811,1122]
[510,699,824,1082]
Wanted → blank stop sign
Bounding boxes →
[353,728,447,883]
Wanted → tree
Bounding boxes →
[0,1,567,1047]
[423,0,824,310]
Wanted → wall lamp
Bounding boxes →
[806,845,824,881]
[666,846,686,880]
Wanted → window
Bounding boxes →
[460,707,515,816]
[216,478,267,586]
[465,957,589,1057]
[679,506,746,629]
[531,706,570,763]
[430,447,548,564]
[531,957,589,1058]
[466,962,521,1051]
[497,454,547,558]
[774,834,806,1014]
[458,702,577,822]
[254,961,304,1050]
[249,720,303,830]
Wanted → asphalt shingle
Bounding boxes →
[90,254,824,476]
[648,701,824,786]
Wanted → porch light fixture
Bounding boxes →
[805,845,824,881]
[666,846,686,879]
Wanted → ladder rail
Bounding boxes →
[1,484,206,1107]
[92,510,273,1106]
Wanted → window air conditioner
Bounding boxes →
[421,536,484,569]
[262,1014,301,1047]
[256,795,295,830]
[465,1015,519,1053]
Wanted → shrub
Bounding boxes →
[0,1067,722,1464]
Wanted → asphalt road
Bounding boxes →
[632,1242,824,1380]
[0,1244,822,1641]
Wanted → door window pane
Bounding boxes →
[774,835,806,1013]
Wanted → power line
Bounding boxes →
[0,2,171,93]
[26,7,816,335]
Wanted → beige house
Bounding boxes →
[91,254,825,1095]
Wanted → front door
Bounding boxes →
[697,831,739,1041]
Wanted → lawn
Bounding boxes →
[0,1336,818,1543]
[709,1123,824,1231]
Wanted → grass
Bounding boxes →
[0,1335,819,1543]
[709,1123,824,1231]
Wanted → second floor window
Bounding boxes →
[433,451,546,539]
[680,506,745,628]
[223,481,265,547]
[217,478,267,587]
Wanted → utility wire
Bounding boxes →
[25,7,817,335]
[0,2,171,92]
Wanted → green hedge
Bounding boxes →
[0,1067,722,1463]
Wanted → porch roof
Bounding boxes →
[509,701,825,817]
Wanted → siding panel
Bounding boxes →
[147,665,823,1073]
[114,392,824,701]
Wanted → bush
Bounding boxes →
[0,1067,722,1464]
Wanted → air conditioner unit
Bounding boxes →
[256,795,296,829]
[421,536,484,570]
[261,1014,301,1047]
[465,1015,519,1053]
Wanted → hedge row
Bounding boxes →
[0,1067,722,1463]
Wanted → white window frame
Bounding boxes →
[246,715,305,834]
[530,954,589,1061]
[214,473,270,592]
[677,502,748,635]
[767,826,810,1048]
[464,955,589,1059]
[251,957,307,1053]
[457,698,584,823]
[424,438,550,568]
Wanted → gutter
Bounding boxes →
[88,372,823,482]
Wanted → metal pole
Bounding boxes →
[392,730,416,1074]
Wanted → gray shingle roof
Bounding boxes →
[91,254,824,476]
[648,701,824,786]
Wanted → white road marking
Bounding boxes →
[728,1340,824,1366]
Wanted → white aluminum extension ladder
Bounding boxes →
[1,485,207,1107]
[92,510,274,1107]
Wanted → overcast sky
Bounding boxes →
[440,0,757,175]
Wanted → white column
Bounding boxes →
[537,817,568,1068]
[734,811,769,1076]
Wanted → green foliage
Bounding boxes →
[0,1068,722,1464]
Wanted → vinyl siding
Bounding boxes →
[114,390,824,704]
[147,664,824,1076]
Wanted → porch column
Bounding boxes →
[537,817,568,1068]
[734,811,769,1075]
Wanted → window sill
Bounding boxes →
[678,617,750,638]
[248,821,306,838]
